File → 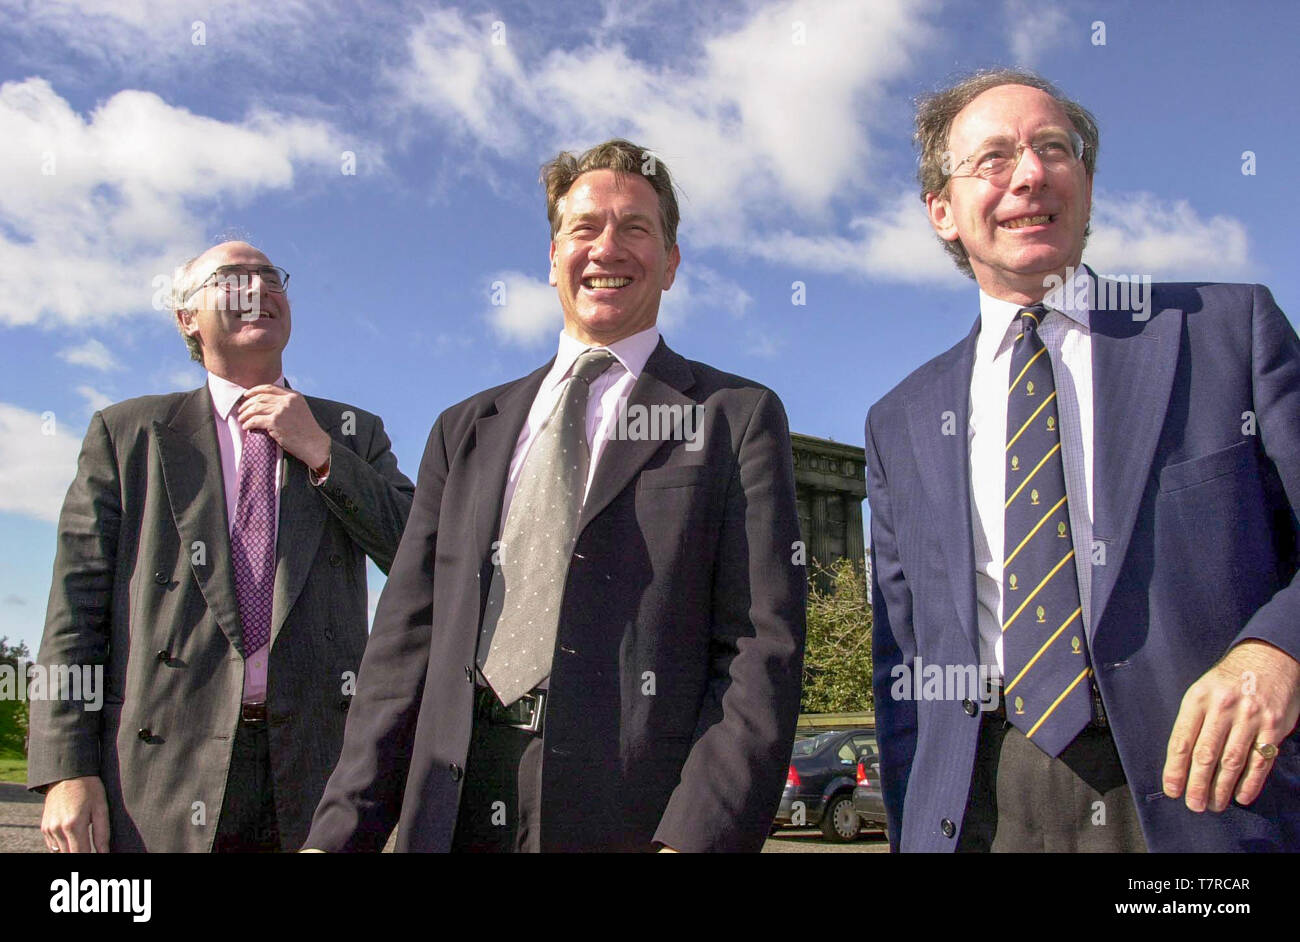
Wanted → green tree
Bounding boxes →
[800,557,873,714]
[0,636,31,757]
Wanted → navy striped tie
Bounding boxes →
[1001,305,1092,756]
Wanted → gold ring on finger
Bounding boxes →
[1254,742,1279,760]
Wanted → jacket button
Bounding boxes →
[449,763,463,781]
[137,728,152,741]
[156,649,170,663]
[941,818,956,838]
[329,553,343,567]
[324,630,335,642]
[962,699,977,716]
[464,666,473,682]
[154,571,168,585]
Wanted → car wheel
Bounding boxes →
[820,795,859,843]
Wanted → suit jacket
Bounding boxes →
[306,338,806,852]
[27,384,415,852]
[867,281,1300,852]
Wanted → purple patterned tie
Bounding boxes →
[232,427,277,655]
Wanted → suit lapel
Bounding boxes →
[156,386,245,654]
[472,363,554,566]
[268,397,331,647]
[577,338,695,535]
[1089,285,1182,636]
[905,320,981,658]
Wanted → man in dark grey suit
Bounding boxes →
[305,139,806,853]
[29,240,415,852]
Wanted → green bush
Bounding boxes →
[800,558,873,714]
[0,636,31,758]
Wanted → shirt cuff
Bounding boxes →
[309,454,331,486]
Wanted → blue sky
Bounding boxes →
[2,0,1297,654]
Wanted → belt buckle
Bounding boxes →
[241,701,267,725]
[503,691,545,733]
[488,690,544,733]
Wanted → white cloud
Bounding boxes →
[485,270,561,348]
[1087,191,1253,281]
[163,367,205,390]
[394,0,937,255]
[745,330,783,359]
[1004,0,1072,68]
[57,338,121,371]
[659,266,754,330]
[747,189,967,287]
[743,187,1256,288]
[5,0,342,77]
[0,77,346,327]
[75,385,114,412]
[0,403,82,523]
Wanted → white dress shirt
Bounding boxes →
[969,286,1093,678]
[207,371,285,703]
[499,325,661,528]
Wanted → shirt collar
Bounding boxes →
[546,325,660,392]
[206,371,287,421]
[976,264,1093,362]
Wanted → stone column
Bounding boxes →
[847,498,865,571]
[810,490,830,569]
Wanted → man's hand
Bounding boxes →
[1163,640,1300,812]
[42,776,110,853]
[237,385,332,470]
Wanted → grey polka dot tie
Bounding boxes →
[478,348,617,706]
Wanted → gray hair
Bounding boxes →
[915,67,1100,278]
[171,253,205,364]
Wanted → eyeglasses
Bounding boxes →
[947,130,1086,188]
[184,265,290,303]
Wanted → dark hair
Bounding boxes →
[541,139,680,248]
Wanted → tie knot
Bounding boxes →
[1018,304,1048,333]
[570,348,618,385]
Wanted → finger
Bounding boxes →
[1231,747,1275,808]
[1183,705,1233,813]
[240,413,273,432]
[1209,722,1256,812]
[1163,690,1207,799]
[91,801,111,853]
[64,817,92,854]
[42,816,65,853]
[1234,725,1284,807]
[236,395,268,419]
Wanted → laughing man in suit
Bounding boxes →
[30,240,414,851]
[305,139,806,853]
[867,69,1300,852]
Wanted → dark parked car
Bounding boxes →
[852,747,888,840]
[773,727,876,842]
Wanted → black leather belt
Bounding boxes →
[475,686,545,733]
[240,701,268,725]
